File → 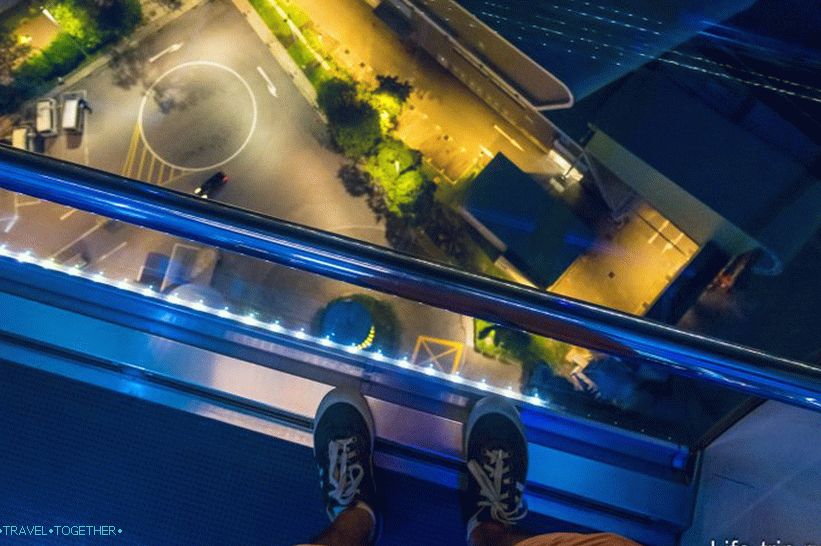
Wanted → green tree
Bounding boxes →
[318,78,382,158]
[331,103,382,158]
[375,138,418,180]
[337,163,372,197]
[376,74,412,103]
[48,0,103,49]
[317,77,358,124]
[0,34,30,85]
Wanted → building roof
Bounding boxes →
[462,154,594,287]
[548,65,821,267]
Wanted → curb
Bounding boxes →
[230,0,319,110]
[60,0,207,90]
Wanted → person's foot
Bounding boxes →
[313,388,379,540]
[463,396,529,540]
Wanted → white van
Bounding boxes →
[35,98,58,136]
[61,94,84,134]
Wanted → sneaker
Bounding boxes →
[313,388,379,539]
[463,396,529,539]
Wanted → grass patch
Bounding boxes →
[247,0,292,40]
[280,0,310,28]
[305,63,332,87]
[287,40,314,68]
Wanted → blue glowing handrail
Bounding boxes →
[0,146,819,411]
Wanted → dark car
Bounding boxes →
[194,171,229,199]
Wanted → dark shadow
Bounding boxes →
[65,132,83,150]
[108,46,150,90]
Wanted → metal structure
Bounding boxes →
[0,146,819,411]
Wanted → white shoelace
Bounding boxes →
[467,448,527,527]
[327,437,364,509]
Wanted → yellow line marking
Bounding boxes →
[122,123,141,177]
[411,336,464,373]
[147,154,156,183]
[136,146,148,180]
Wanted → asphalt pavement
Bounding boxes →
[1,0,517,390]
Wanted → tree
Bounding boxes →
[0,34,30,85]
[331,103,382,158]
[318,77,382,158]
[337,163,372,197]
[375,138,418,179]
[423,203,470,262]
[376,74,412,103]
[317,77,358,124]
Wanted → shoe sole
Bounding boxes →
[313,387,376,459]
[463,396,527,456]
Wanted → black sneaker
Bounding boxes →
[463,396,529,539]
[313,388,379,539]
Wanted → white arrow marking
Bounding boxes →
[149,42,184,64]
[256,66,278,97]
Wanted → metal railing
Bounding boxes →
[1,146,820,411]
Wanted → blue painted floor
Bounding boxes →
[0,361,574,545]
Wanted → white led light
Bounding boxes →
[295,328,307,339]
[218,307,231,318]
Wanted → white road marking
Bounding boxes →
[60,208,77,221]
[492,124,524,151]
[149,42,184,64]
[50,221,105,259]
[138,61,258,172]
[256,66,278,97]
[97,241,127,262]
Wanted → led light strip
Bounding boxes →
[0,244,549,409]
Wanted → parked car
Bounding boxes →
[35,98,58,137]
[194,171,229,199]
[61,93,85,134]
[11,125,34,150]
